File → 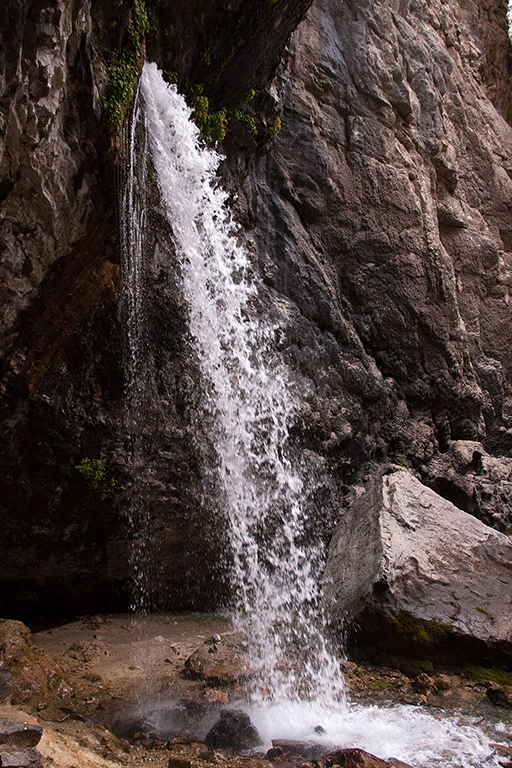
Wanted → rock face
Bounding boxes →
[0,0,512,624]
[0,0,315,622]
[242,0,512,477]
[323,469,512,664]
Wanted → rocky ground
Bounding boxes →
[1,613,512,768]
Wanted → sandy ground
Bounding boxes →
[32,612,236,705]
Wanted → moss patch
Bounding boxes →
[102,0,149,134]
[463,665,512,685]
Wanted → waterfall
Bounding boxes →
[120,80,152,616]
[128,62,505,768]
[140,61,344,706]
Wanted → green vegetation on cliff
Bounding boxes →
[102,0,149,134]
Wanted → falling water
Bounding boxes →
[136,62,505,767]
[120,80,151,616]
[141,61,343,706]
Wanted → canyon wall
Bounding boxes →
[0,0,511,625]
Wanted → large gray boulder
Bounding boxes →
[323,469,512,663]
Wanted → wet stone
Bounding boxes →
[487,685,512,708]
[204,709,261,751]
[271,741,330,760]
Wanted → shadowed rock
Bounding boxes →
[204,709,261,751]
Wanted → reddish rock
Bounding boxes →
[0,620,73,706]
[184,648,251,684]
[202,688,229,705]
[324,748,412,768]
[412,674,438,695]
[168,758,192,768]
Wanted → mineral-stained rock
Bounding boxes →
[0,619,72,706]
[323,469,512,664]
[204,709,261,751]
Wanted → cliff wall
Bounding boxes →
[0,0,511,624]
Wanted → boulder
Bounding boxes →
[0,620,72,706]
[204,709,261,751]
[323,469,512,664]
[0,720,42,749]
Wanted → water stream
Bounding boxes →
[120,79,152,618]
[132,62,505,768]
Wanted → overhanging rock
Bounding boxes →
[323,468,512,664]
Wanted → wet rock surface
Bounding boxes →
[322,748,412,768]
[204,710,261,752]
[324,469,512,664]
[0,614,510,767]
[0,0,510,626]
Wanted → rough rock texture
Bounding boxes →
[422,439,512,531]
[323,469,512,664]
[0,619,73,705]
[0,0,314,622]
[0,719,42,749]
[239,0,512,488]
[323,749,412,768]
[204,709,261,752]
[0,0,512,623]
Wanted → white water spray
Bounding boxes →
[138,62,505,767]
[141,61,343,706]
[120,80,152,617]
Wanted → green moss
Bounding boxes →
[380,655,434,678]
[241,88,256,102]
[475,606,495,624]
[369,680,389,691]
[227,106,258,137]
[163,70,178,85]
[388,613,450,647]
[74,458,106,490]
[200,49,212,66]
[463,665,512,685]
[102,0,149,134]
[433,676,451,690]
[268,115,281,136]
[186,87,227,142]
